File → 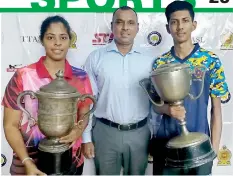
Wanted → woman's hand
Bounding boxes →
[24,160,47,175]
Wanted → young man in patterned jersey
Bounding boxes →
[150,1,231,175]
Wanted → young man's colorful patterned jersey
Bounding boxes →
[151,43,231,138]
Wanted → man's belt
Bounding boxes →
[98,117,147,131]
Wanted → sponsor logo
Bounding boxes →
[21,36,40,43]
[92,33,114,45]
[70,30,77,49]
[147,31,162,46]
[1,154,7,167]
[192,36,205,44]
[148,154,153,164]
[20,31,77,49]
[217,145,232,166]
[220,31,233,50]
[6,64,22,72]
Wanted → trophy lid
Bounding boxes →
[39,70,77,94]
[152,63,190,76]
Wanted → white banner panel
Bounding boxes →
[1,13,233,175]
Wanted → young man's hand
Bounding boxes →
[168,105,186,121]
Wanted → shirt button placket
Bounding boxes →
[123,55,129,88]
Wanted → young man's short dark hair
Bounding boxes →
[165,1,195,23]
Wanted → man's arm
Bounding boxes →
[82,51,99,143]
[81,106,94,143]
[82,51,99,159]
[210,97,222,154]
[153,104,169,115]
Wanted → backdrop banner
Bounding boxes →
[1,13,233,175]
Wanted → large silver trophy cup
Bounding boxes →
[17,70,97,174]
[139,63,216,169]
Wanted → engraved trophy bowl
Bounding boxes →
[139,63,216,168]
[17,70,97,153]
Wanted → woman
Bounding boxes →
[2,15,93,175]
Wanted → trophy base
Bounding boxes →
[37,147,72,175]
[38,138,70,153]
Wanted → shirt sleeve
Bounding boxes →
[209,57,231,104]
[152,57,159,71]
[2,71,23,110]
[82,51,99,143]
[150,57,161,101]
[84,50,99,98]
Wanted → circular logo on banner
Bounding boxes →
[1,154,7,167]
[217,145,232,166]
[70,31,77,49]
[147,31,162,46]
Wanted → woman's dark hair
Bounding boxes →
[40,15,72,42]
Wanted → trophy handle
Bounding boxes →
[16,90,37,127]
[76,94,97,129]
[139,78,164,107]
[188,66,207,100]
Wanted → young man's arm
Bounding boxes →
[210,97,222,154]
[209,55,231,154]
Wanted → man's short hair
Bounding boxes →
[165,1,195,23]
[112,6,138,21]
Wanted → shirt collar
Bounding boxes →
[36,56,73,79]
[170,43,200,63]
[106,40,141,54]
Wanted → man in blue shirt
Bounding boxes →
[82,6,154,175]
[149,1,231,175]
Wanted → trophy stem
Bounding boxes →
[170,100,189,136]
[170,100,184,106]
[179,119,189,135]
[48,137,60,143]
